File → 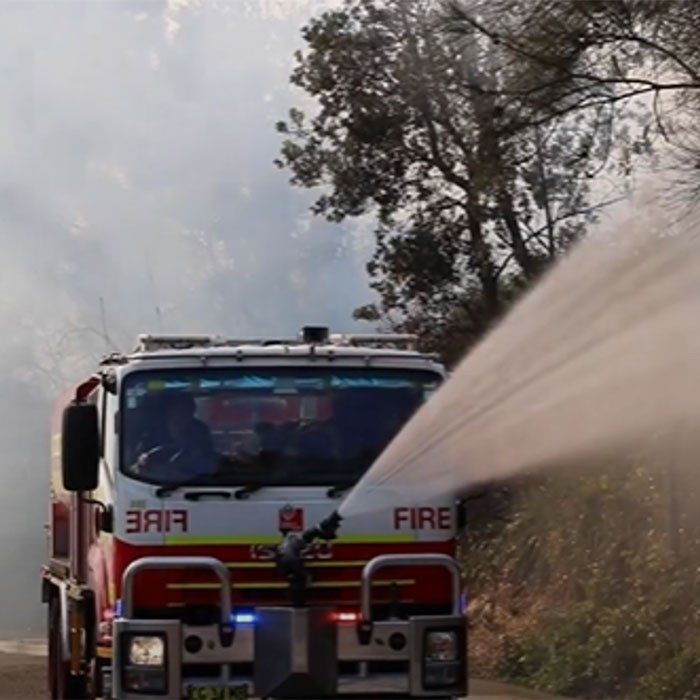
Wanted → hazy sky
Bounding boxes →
[0,0,371,634]
[0,0,370,384]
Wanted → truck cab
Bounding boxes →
[43,328,467,699]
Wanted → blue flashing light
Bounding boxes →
[230,611,257,625]
[115,599,123,617]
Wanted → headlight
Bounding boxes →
[128,635,165,666]
[424,630,457,662]
[422,628,464,691]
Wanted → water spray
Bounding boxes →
[340,203,700,518]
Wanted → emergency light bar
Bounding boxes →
[132,329,420,354]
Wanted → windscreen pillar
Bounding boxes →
[253,607,337,698]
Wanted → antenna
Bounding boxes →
[144,251,163,331]
[99,297,113,352]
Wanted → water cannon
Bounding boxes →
[305,509,343,541]
[275,511,342,606]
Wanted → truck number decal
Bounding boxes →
[249,541,333,561]
[393,507,451,530]
[125,509,189,534]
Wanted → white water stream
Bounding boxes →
[341,201,700,516]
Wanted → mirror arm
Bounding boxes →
[79,495,104,508]
[79,496,114,534]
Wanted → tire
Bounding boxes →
[48,596,88,699]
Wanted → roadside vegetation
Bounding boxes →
[461,466,700,698]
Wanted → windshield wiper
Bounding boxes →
[156,477,265,500]
[327,482,355,499]
[155,476,211,498]
[234,483,267,500]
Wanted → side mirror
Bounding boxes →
[62,403,99,492]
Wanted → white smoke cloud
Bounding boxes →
[1,0,370,361]
[0,0,370,634]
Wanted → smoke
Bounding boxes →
[0,0,365,635]
[340,188,700,517]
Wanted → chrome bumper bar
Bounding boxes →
[112,553,466,699]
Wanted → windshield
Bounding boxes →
[120,367,441,487]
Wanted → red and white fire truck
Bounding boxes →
[42,328,466,699]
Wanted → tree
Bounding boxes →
[444,0,700,200]
[276,0,616,362]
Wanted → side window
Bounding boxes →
[103,389,118,476]
[98,387,106,457]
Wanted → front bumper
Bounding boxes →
[110,555,467,699]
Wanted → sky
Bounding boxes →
[0,0,371,634]
[0,0,369,384]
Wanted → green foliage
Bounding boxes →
[637,645,700,699]
[461,466,700,698]
[277,0,615,362]
[500,599,680,697]
[445,0,700,199]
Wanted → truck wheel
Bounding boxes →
[48,597,88,699]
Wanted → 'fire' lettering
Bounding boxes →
[170,509,188,532]
[143,510,161,533]
[126,510,141,534]
[124,509,189,534]
[393,506,452,530]
[418,507,436,529]
[394,507,410,529]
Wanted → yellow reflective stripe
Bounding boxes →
[310,580,414,589]
[307,560,369,568]
[169,582,285,590]
[167,579,414,591]
[107,582,116,607]
[165,535,280,546]
[339,534,416,544]
[165,534,416,546]
[223,560,369,569]
[166,582,281,590]
[96,645,112,659]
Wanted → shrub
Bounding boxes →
[462,465,700,698]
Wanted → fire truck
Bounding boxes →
[42,327,467,699]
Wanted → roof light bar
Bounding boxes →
[131,329,421,353]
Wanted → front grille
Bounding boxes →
[134,604,221,624]
[135,600,451,624]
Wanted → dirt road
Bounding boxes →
[0,652,44,699]
[0,646,557,699]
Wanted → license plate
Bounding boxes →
[185,684,250,700]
